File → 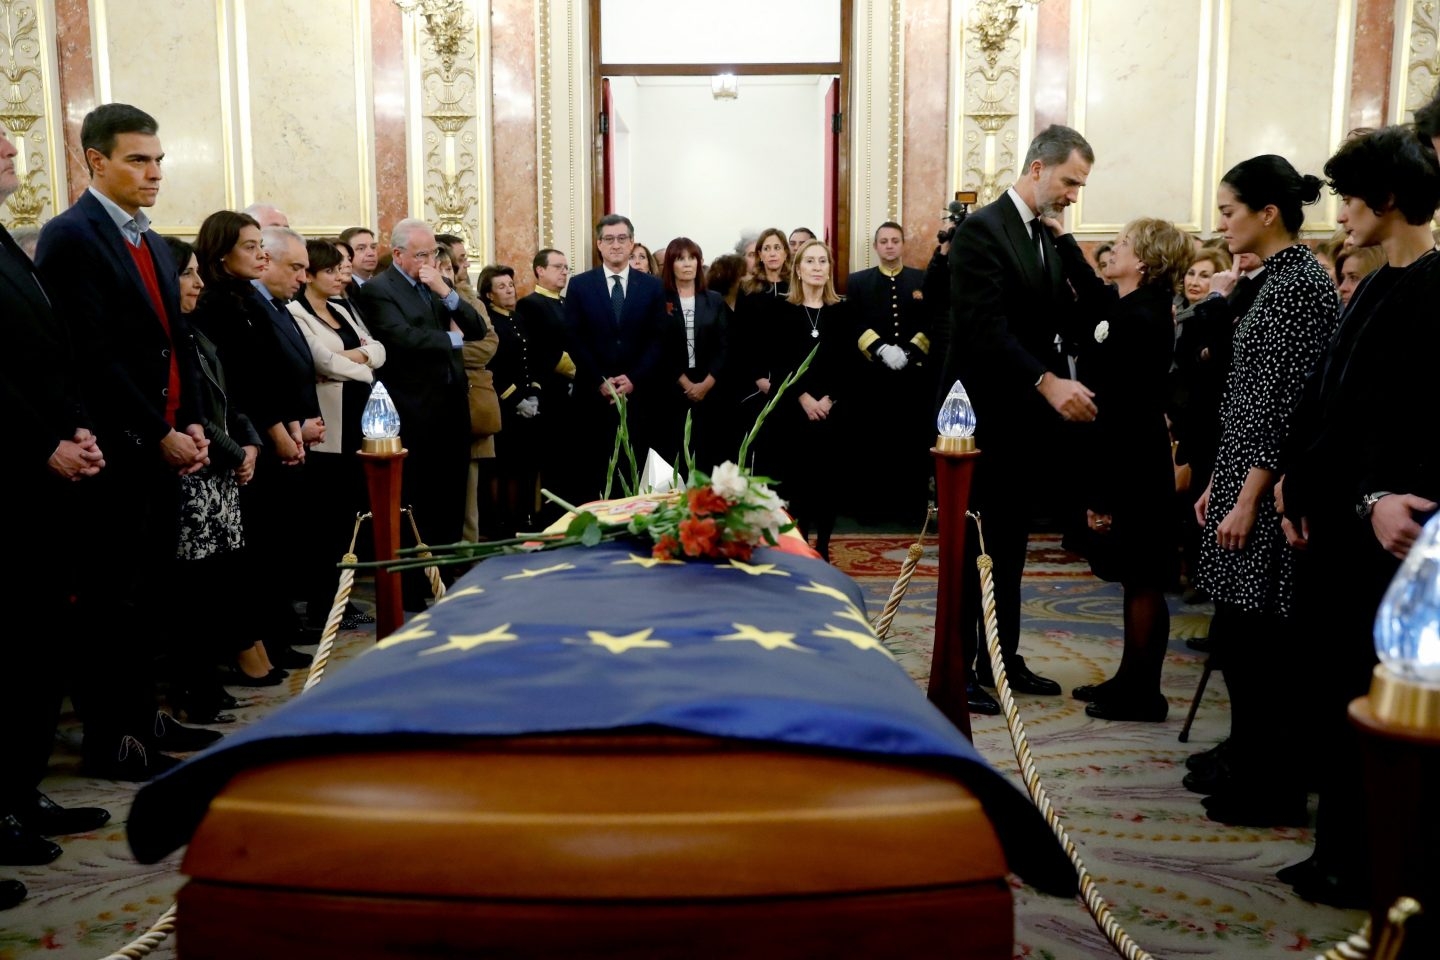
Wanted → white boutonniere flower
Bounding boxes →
[1093,320,1110,343]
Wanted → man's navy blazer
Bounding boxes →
[563,266,667,399]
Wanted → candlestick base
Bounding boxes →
[1367,664,1440,733]
[934,434,976,455]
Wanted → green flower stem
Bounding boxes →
[737,343,818,468]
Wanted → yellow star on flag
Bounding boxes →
[812,624,897,660]
[613,553,683,569]
[375,619,437,650]
[580,628,672,654]
[716,623,809,652]
[433,585,486,605]
[799,581,856,607]
[502,562,577,580]
[719,560,789,577]
[421,623,519,655]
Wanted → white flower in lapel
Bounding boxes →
[1093,320,1110,344]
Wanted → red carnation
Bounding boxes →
[653,534,681,559]
[679,516,719,556]
[719,538,754,561]
[687,485,731,517]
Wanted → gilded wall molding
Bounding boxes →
[850,0,904,269]
[534,0,587,268]
[947,0,1038,207]
[0,0,62,227]
[1390,0,1439,123]
[398,0,493,263]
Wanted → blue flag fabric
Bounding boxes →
[129,541,1073,893]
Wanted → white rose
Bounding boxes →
[709,461,748,501]
[1093,320,1110,343]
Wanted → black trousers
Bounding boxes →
[961,440,1043,671]
[397,407,471,610]
[1211,601,1305,799]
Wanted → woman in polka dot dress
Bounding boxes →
[1192,155,1340,828]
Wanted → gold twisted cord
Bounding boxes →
[872,506,933,638]
[304,513,369,692]
[95,904,176,960]
[402,506,447,600]
[970,510,1157,960]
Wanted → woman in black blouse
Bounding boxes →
[1046,217,1195,721]
[659,237,730,470]
[482,264,559,535]
[1191,155,1340,827]
[1276,125,1440,905]
[732,227,794,471]
[766,239,851,560]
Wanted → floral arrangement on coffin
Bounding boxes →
[632,461,793,562]
[344,345,817,574]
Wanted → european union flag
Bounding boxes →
[129,541,1073,893]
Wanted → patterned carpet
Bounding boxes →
[1,535,1365,959]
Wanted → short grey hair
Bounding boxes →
[391,217,434,251]
[734,232,758,256]
[243,202,288,227]
[260,225,305,257]
[1022,124,1095,169]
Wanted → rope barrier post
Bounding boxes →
[358,445,408,640]
[872,507,932,640]
[930,441,981,738]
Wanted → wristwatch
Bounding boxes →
[1357,491,1394,519]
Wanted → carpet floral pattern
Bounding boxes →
[3,536,1364,959]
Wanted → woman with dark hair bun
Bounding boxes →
[1275,124,1440,906]
[1188,155,1340,826]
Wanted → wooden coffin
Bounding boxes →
[176,734,1013,959]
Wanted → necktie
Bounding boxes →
[417,281,433,309]
[610,275,624,321]
[1029,220,1045,269]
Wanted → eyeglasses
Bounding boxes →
[598,234,631,245]
[409,248,435,261]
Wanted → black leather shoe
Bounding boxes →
[0,878,25,909]
[221,665,287,687]
[966,682,1001,715]
[12,792,110,836]
[270,645,313,669]
[1276,854,1318,886]
[1085,693,1168,722]
[1185,739,1230,772]
[0,815,63,865]
[1202,792,1308,828]
[1290,866,1369,909]
[148,712,224,753]
[1002,658,1062,696]
[1072,678,1120,702]
[1182,761,1232,795]
[82,736,183,782]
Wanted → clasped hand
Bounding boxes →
[515,397,540,419]
[161,424,210,476]
[49,428,106,481]
[800,394,833,421]
[876,343,908,371]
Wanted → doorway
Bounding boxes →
[588,0,852,282]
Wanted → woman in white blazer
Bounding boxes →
[288,239,387,626]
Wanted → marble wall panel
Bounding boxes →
[373,0,408,234]
[1218,0,1352,232]
[54,0,95,204]
[97,0,232,231]
[239,0,369,234]
[491,0,538,287]
[1071,0,1211,234]
[900,0,948,269]
[1348,0,1394,129]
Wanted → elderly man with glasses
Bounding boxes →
[354,218,488,610]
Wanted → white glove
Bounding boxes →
[515,397,539,419]
[876,343,908,371]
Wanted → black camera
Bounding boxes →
[937,190,979,245]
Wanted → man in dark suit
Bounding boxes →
[34,103,222,779]
[564,216,668,499]
[515,247,579,508]
[847,221,935,522]
[0,132,112,906]
[354,218,488,609]
[937,125,1099,713]
[340,226,380,296]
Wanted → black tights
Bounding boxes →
[1111,585,1169,694]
